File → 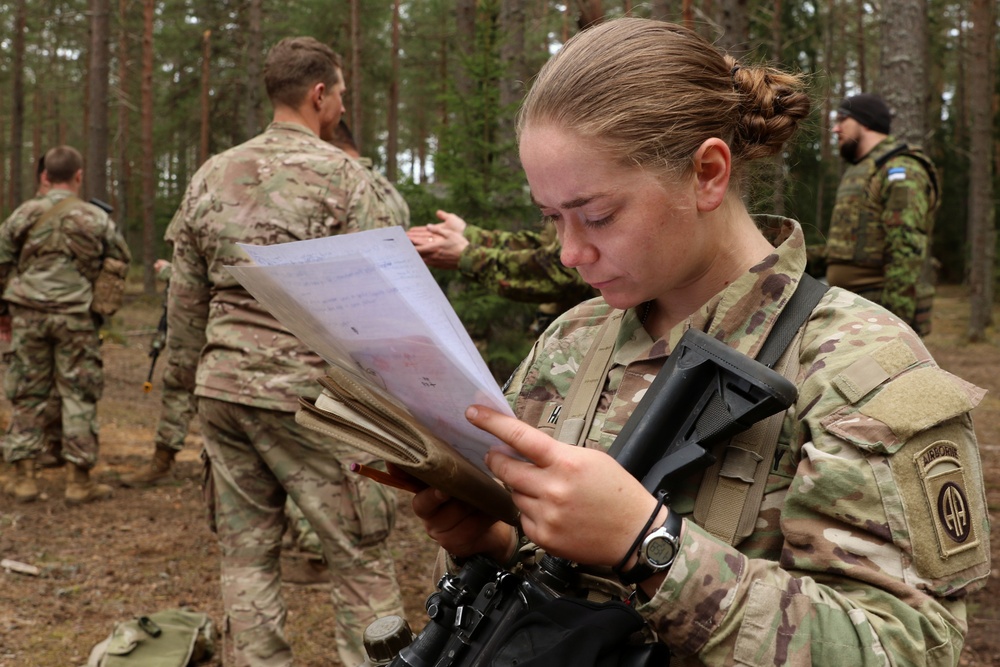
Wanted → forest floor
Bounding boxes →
[0,283,999,666]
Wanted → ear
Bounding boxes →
[309,82,326,111]
[692,138,731,213]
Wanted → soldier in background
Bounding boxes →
[166,37,404,667]
[120,258,197,487]
[825,93,940,336]
[5,156,67,470]
[0,145,131,504]
[408,210,596,333]
[327,119,410,228]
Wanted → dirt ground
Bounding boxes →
[1,283,999,666]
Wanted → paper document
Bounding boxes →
[227,226,517,475]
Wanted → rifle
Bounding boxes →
[144,283,168,393]
[362,328,798,667]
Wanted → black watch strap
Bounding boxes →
[617,507,682,586]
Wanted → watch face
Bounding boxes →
[646,535,676,567]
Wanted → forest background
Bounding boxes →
[0,0,998,378]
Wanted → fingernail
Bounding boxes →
[466,405,479,420]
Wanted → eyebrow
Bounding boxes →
[529,193,610,209]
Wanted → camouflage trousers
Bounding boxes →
[154,349,197,452]
[3,307,103,467]
[197,398,405,667]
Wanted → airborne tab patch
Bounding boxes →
[915,440,979,558]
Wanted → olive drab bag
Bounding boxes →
[91,256,129,316]
[84,608,216,667]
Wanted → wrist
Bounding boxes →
[615,495,682,586]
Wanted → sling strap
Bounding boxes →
[551,274,828,545]
[694,274,828,544]
[551,309,624,446]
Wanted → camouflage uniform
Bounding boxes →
[0,191,130,468]
[503,217,988,666]
[167,121,405,667]
[459,221,596,332]
[354,156,410,229]
[825,137,940,336]
[147,262,198,455]
[0,192,67,467]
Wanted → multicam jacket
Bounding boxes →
[507,217,989,666]
[353,156,410,229]
[0,189,131,315]
[825,137,939,332]
[166,121,404,411]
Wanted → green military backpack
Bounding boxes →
[84,608,216,667]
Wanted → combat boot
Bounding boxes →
[120,447,176,487]
[65,464,112,505]
[5,459,40,503]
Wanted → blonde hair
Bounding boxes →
[517,19,811,183]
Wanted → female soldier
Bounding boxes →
[413,19,989,665]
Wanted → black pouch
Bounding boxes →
[489,597,668,667]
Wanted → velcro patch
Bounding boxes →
[860,367,982,441]
[887,167,907,182]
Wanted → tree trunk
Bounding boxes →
[816,0,835,233]
[855,0,867,92]
[965,0,996,340]
[716,0,750,58]
[116,0,132,227]
[8,0,27,209]
[141,0,156,294]
[879,0,928,144]
[86,0,111,201]
[456,0,477,101]
[350,0,362,152]
[200,30,212,167]
[499,0,526,178]
[242,0,263,140]
[387,0,401,182]
[575,0,604,30]
[769,0,785,216]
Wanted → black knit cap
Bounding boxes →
[837,93,892,134]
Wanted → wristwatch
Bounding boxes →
[618,507,682,586]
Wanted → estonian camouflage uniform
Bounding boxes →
[0,190,131,468]
[826,137,939,336]
[459,221,596,333]
[500,217,989,665]
[167,121,405,667]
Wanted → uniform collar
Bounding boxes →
[616,217,808,364]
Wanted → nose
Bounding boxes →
[558,223,597,269]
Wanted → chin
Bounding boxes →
[599,292,640,311]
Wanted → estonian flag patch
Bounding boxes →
[887,167,907,182]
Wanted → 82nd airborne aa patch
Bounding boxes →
[915,440,980,557]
